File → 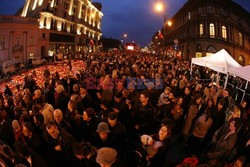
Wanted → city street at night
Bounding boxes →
[0,0,250,167]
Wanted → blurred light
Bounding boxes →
[154,1,164,13]
[123,34,127,38]
[167,21,172,26]
[91,13,95,18]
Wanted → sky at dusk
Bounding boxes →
[0,0,249,46]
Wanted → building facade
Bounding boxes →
[0,0,103,68]
[161,0,250,65]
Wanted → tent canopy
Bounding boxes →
[191,49,242,74]
[229,65,250,82]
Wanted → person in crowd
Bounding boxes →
[187,107,213,155]
[81,108,100,142]
[107,112,126,154]
[54,85,69,113]
[45,121,77,165]
[95,147,126,167]
[205,118,242,165]
[35,97,54,125]
[182,95,202,137]
[79,83,94,109]
[73,142,99,167]
[91,122,118,149]
[53,109,73,134]
[112,92,129,127]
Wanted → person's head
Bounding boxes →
[22,122,35,138]
[83,108,96,121]
[207,99,214,107]
[68,100,77,112]
[240,100,247,109]
[33,89,42,100]
[195,84,202,91]
[33,113,44,127]
[96,122,110,141]
[122,89,129,98]
[229,118,241,133]
[96,147,117,167]
[164,87,171,95]
[107,112,118,128]
[114,92,122,103]
[46,121,60,139]
[177,97,183,105]
[193,95,202,105]
[184,87,191,95]
[74,142,93,160]
[35,97,45,109]
[222,89,229,98]
[79,84,87,95]
[12,120,21,132]
[158,124,169,141]
[73,84,79,93]
[53,109,63,124]
[232,107,241,119]
[140,90,149,105]
[55,85,65,94]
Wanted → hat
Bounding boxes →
[12,120,20,130]
[141,135,153,146]
[55,85,64,94]
[96,147,117,165]
[96,122,110,133]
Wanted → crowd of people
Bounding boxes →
[0,50,249,167]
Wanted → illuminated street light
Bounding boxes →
[121,40,124,42]
[167,20,172,26]
[132,41,135,43]
[154,1,164,13]
[123,34,127,38]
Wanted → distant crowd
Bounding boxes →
[0,51,249,167]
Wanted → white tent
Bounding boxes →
[229,65,250,82]
[191,49,242,89]
[229,65,250,102]
[191,49,242,74]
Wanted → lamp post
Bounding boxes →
[154,1,172,54]
[121,33,128,50]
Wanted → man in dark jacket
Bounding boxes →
[45,121,78,166]
[206,118,241,163]
[133,90,154,134]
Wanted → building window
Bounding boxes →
[222,26,227,39]
[42,33,45,39]
[188,12,191,20]
[209,23,215,38]
[239,32,243,46]
[199,24,203,35]
[29,53,34,59]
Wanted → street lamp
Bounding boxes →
[123,34,127,38]
[153,1,172,53]
[154,1,164,13]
